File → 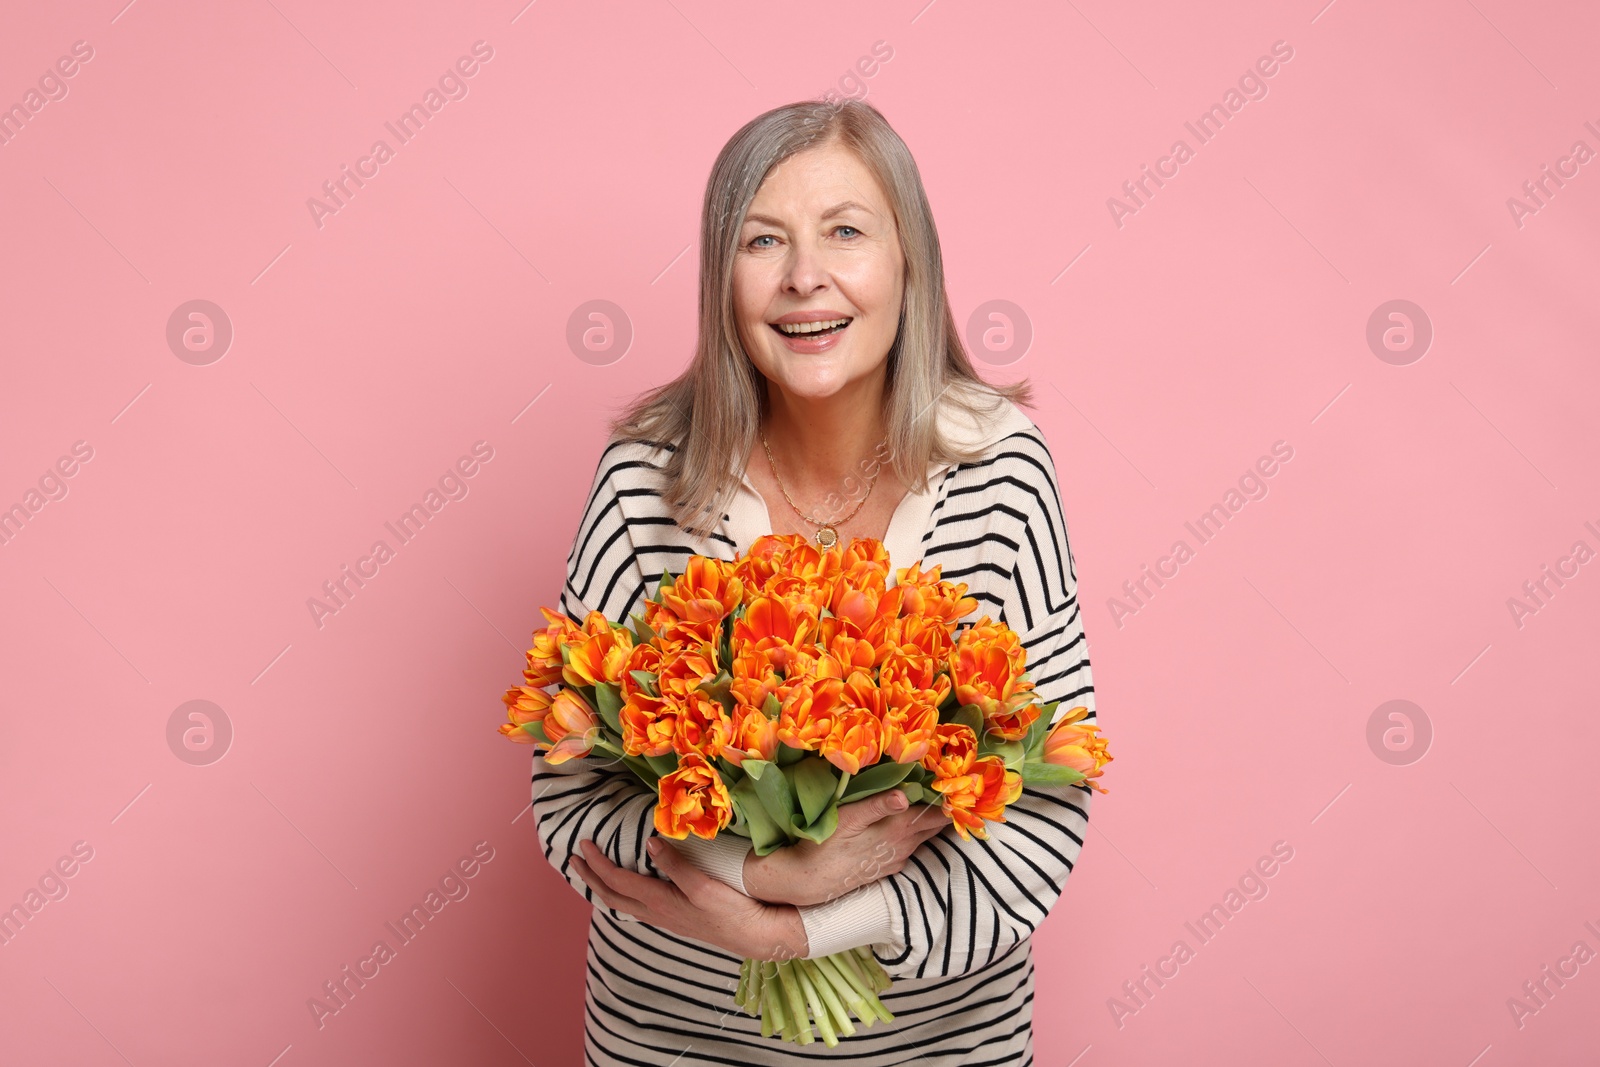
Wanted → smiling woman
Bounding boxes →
[528,99,1098,1066]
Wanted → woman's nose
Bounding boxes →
[782,237,829,294]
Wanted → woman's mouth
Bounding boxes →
[771,317,852,338]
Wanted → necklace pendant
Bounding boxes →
[814,525,839,549]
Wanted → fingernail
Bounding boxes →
[647,839,661,855]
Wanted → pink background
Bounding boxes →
[2,0,1597,1063]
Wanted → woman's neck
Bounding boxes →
[760,383,889,499]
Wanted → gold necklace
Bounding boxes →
[758,427,882,549]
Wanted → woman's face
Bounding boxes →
[732,141,906,407]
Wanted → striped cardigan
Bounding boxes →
[529,387,1097,1065]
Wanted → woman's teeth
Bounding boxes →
[774,318,851,335]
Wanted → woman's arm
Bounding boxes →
[527,444,757,919]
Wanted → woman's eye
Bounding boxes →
[835,225,861,239]
[748,235,777,249]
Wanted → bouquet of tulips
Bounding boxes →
[500,534,1112,1046]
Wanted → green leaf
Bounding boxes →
[950,704,984,734]
[977,738,1024,770]
[838,760,916,804]
[752,760,800,839]
[787,757,839,826]
[654,569,674,603]
[629,614,657,644]
[775,741,808,767]
[742,758,771,781]
[697,675,735,712]
[519,720,551,746]
[559,642,574,666]
[594,682,624,734]
[1022,700,1059,761]
[788,800,839,843]
[733,778,791,855]
[645,752,680,778]
[762,693,782,720]
[899,781,926,804]
[1022,761,1085,786]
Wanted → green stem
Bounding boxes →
[834,769,852,802]
[813,954,872,1019]
[792,958,837,1047]
[776,961,813,1044]
[759,962,784,1038]
[800,959,855,1038]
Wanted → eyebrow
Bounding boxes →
[741,201,875,227]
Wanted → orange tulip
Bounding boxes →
[880,701,938,765]
[776,676,848,752]
[731,533,811,593]
[655,751,733,840]
[922,721,979,778]
[729,649,781,713]
[949,643,1032,719]
[524,607,582,687]
[620,643,663,702]
[655,643,720,704]
[820,706,883,775]
[892,563,978,622]
[880,650,952,710]
[502,685,553,727]
[497,722,537,744]
[733,596,816,672]
[722,703,779,767]
[620,692,677,758]
[660,555,745,626]
[957,616,1027,676]
[541,689,603,765]
[983,701,1041,743]
[842,537,891,572]
[673,689,733,761]
[561,623,635,689]
[1043,706,1114,794]
[932,755,1022,841]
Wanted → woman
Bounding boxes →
[532,99,1097,1065]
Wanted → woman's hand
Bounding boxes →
[571,838,808,962]
[743,787,949,908]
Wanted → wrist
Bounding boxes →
[742,849,789,905]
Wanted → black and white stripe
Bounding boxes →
[531,404,1096,1066]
